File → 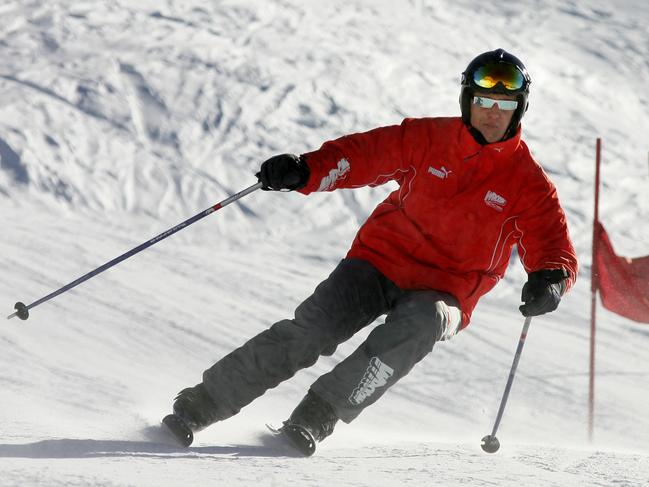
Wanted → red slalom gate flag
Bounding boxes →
[594,221,649,323]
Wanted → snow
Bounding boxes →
[1,0,648,485]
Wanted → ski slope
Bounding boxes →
[1,0,648,485]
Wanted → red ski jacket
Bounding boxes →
[299,117,578,327]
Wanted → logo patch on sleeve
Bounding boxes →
[318,158,351,191]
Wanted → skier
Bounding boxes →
[165,48,579,455]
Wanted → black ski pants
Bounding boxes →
[202,258,461,423]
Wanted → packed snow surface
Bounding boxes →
[1,0,648,485]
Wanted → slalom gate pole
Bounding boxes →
[7,182,263,321]
[589,137,602,442]
[481,315,533,453]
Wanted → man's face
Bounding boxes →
[469,93,518,143]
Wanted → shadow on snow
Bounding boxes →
[0,427,302,459]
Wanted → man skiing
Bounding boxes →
[164,48,579,455]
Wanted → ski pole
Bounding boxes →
[7,182,263,321]
[481,315,532,453]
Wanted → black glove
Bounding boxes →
[519,269,569,317]
[256,154,310,191]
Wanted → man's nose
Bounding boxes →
[484,104,502,118]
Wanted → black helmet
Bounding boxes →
[460,48,531,141]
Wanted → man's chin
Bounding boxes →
[478,128,505,144]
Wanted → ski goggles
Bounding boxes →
[472,96,518,111]
[472,62,526,92]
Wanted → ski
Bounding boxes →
[162,413,194,447]
[266,423,317,457]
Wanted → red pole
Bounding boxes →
[589,138,602,442]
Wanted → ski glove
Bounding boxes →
[256,153,310,191]
[519,269,569,317]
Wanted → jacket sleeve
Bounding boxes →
[297,118,424,194]
[515,165,579,290]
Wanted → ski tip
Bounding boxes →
[265,423,283,435]
[162,414,194,447]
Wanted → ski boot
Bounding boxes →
[162,383,221,447]
[280,390,339,457]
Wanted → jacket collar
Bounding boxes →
[459,122,522,160]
